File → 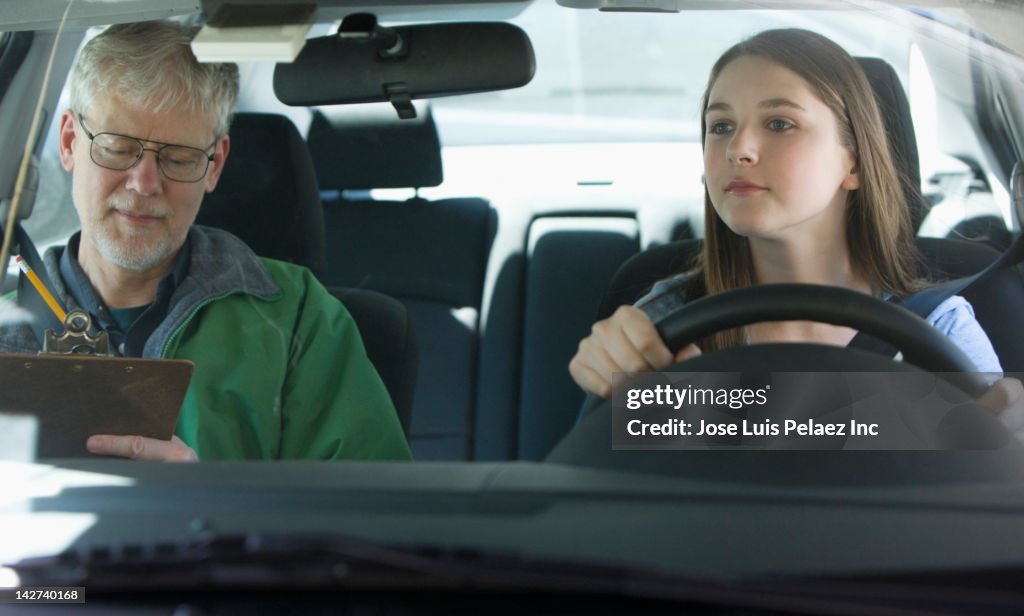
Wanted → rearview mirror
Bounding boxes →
[273,19,535,118]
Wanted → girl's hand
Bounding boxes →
[977,377,1024,444]
[569,305,701,399]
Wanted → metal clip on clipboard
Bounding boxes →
[43,309,114,356]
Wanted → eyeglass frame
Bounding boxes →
[76,113,219,184]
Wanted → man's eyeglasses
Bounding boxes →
[77,114,217,183]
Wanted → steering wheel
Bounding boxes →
[547,284,1009,469]
[653,283,989,396]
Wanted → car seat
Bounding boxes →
[196,112,418,431]
[308,105,496,460]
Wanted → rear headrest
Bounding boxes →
[855,56,927,232]
[197,112,326,272]
[307,105,443,191]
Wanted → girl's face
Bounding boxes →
[703,56,860,244]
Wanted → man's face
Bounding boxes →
[58,93,230,273]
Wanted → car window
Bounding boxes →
[2,3,1024,608]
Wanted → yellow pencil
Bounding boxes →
[15,255,67,324]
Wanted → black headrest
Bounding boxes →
[197,112,326,272]
[855,56,927,232]
[320,197,495,308]
[307,106,443,190]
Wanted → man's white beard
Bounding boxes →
[92,194,176,271]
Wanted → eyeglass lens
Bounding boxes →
[90,133,210,182]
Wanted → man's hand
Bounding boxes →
[87,434,198,462]
[977,377,1024,444]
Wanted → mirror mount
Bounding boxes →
[337,13,407,60]
[337,13,415,118]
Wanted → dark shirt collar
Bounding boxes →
[58,232,191,355]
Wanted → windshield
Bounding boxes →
[1,0,1024,608]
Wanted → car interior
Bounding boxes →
[3,1,1024,610]
[1,1,1022,465]
[184,52,1024,465]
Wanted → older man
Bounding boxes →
[0,21,410,462]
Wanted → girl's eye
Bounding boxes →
[767,119,793,131]
[709,121,732,135]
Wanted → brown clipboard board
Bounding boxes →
[0,353,194,458]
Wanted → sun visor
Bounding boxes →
[273,19,535,119]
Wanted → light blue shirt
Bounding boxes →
[925,295,1002,373]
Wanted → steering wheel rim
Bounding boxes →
[654,283,990,397]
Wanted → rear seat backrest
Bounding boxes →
[309,106,497,460]
[514,215,640,460]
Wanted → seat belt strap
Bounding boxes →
[12,223,66,347]
[848,233,1023,358]
[899,233,1024,319]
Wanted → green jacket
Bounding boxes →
[0,226,411,461]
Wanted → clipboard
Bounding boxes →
[0,353,194,458]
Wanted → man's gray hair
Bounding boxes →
[69,20,239,137]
